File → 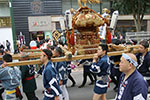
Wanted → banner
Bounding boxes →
[28,16,52,31]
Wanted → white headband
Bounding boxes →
[122,53,138,67]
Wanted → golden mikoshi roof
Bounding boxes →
[78,0,101,7]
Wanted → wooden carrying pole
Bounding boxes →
[0,53,41,61]
[22,45,140,52]
[6,50,129,66]
[0,45,140,60]
[0,45,73,61]
[23,49,41,52]
[0,45,142,61]
[4,46,150,67]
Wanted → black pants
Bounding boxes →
[25,92,38,100]
[7,46,10,51]
[81,71,95,86]
[90,72,97,81]
[0,88,4,100]
[68,73,76,85]
[110,68,122,89]
[110,75,120,88]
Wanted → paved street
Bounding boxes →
[22,68,116,100]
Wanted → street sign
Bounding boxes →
[28,16,52,32]
[52,30,61,41]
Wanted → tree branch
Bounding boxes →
[140,14,144,24]
[140,3,146,23]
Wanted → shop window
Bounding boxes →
[30,31,45,40]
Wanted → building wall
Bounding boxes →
[12,0,62,45]
[0,0,149,46]
[0,3,10,17]
[0,3,14,52]
[147,20,150,31]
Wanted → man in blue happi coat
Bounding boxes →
[116,53,148,100]
[53,47,69,100]
[0,49,4,100]
[40,49,62,100]
[0,54,22,100]
[90,44,110,100]
[19,52,38,100]
[136,40,150,89]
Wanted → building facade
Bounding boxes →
[0,0,14,51]
[0,0,150,47]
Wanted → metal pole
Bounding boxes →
[70,0,72,8]
[9,0,17,52]
[100,2,102,14]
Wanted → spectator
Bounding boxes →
[0,43,5,51]
[6,40,11,51]
[29,40,37,49]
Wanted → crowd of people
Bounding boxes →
[0,40,11,54]
[0,38,149,100]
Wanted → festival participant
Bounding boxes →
[109,39,122,91]
[0,54,22,100]
[0,50,4,100]
[136,40,150,89]
[19,52,38,100]
[116,53,148,100]
[40,49,62,100]
[6,40,11,51]
[54,47,69,100]
[78,59,96,88]
[66,61,76,87]
[90,44,110,100]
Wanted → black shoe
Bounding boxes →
[71,83,76,87]
[78,85,84,88]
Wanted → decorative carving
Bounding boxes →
[31,1,43,14]
[78,0,101,7]
[71,6,107,55]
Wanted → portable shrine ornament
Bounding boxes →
[70,0,109,55]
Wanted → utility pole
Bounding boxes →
[70,0,72,8]
[9,0,17,52]
[100,2,102,14]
